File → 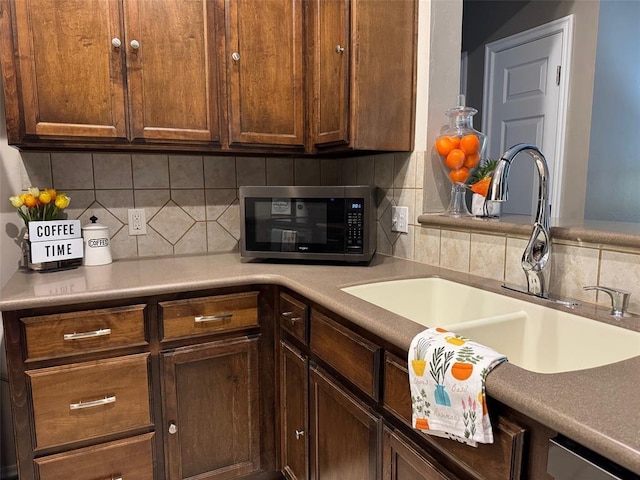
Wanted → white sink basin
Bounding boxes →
[341,277,530,326]
[341,277,640,373]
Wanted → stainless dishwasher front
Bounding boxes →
[547,437,638,480]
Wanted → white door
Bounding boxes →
[483,17,573,218]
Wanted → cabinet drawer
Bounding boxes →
[28,353,152,449]
[310,310,379,399]
[35,432,154,480]
[279,292,308,343]
[383,353,525,480]
[160,292,259,341]
[22,304,147,361]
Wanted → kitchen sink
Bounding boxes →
[341,277,640,374]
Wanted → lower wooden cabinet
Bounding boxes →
[161,336,261,480]
[309,365,381,480]
[34,433,155,480]
[382,428,452,480]
[280,341,308,480]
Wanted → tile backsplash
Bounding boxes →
[18,150,424,259]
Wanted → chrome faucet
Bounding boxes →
[487,143,551,297]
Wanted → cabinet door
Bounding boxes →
[124,0,223,143]
[162,337,260,480]
[12,0,127,139]
[382,428,452,480]
[308,0,349,147]
[309,366,380,480]
[281,341,308,480]
[227,0,304,147]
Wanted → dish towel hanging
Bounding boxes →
[408,327,507,446]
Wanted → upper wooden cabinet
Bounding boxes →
[0,0,417,153]
[226,0,305,148]
[2,0,222,145]
[308,0,418,152]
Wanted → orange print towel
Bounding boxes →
[408,327,507,446]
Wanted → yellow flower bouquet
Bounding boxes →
[9,187,71,224]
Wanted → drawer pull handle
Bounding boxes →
[69,395,116,410]
[63,328,111,340]
[281,311,302,324]
[194,313,233,323]
[112,477,123,480]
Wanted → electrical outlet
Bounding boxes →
[391,206,409,233]
[128,208,147,235]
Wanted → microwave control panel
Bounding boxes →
[346,198,365,254]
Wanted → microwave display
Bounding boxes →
[240,186,375,263]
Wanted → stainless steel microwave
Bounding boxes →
[239,185,376,263]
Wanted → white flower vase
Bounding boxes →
[471,193,501,218]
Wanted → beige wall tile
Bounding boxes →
[415,151,425,192]
[174,222,208,255]
[93,153,132,189]
[171,189,206,221]
[294,157,320,185]
[132,154,169,189]
[378,199,399,247]
[21,152,52,189]
[205,188,236,221]
[469,233,506,281]
[320,159,341,185]
[78,203,124,240]
[550,244,599,302]
[341,157,358,185]
[374,154,394,188]
[414,226,440,266]
[52,153,94,190]
[237,156,266,185]
[149,201,196,244]
[505,236,528,289]
[415,188,424,217]
[137,228,173,257]
[599,250,640,314]
[440,229,470,272]
[266,157,294,185]
[357,156,375,185]
[376,187,393,221]
[207,221,239,252]
[204,156,236,188]
[62,190,96,221]
[376,222,393,256]
[95,189,134,224]
[134,189,170,221]
[110,227,138,259]
[169,155,204,189]
[394,152,416,189]
[218,200,240,240]
[393,226,415,260]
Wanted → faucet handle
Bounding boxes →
[583,285,631,317]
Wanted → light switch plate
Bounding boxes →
[391,206,409,233]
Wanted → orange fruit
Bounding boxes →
[470,177,491,196]
[445,149,466,170]
[449,167,469,183]
[460,134,480,155]
[449,136,460,149]
[435,136,455,157]
[464,152,480,169]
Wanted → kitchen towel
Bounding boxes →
[408,327,507,446]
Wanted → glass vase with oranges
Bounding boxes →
[435,96,486,216]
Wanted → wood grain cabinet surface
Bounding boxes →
[3,0,221,145]
[0,0,417,153]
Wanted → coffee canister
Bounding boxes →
[82,216,112,266]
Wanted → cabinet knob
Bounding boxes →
[169,423,178,435]
[295,429,305,440]
[335,45,345,53]
[111,38,122,48]
[130,39,140,50]
[232,52,240,62]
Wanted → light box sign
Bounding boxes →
[28,220,83,263]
